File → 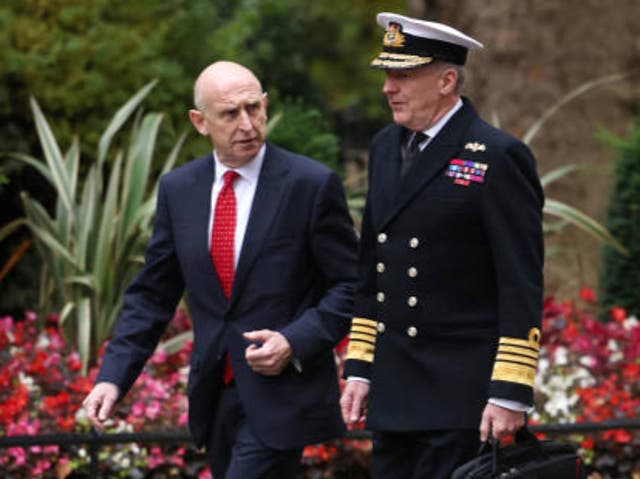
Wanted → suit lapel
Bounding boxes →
[184,154,228,301]
[369,126,404,228]
[380,99,478,229]
[231,143,289,304]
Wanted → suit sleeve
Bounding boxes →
[482,140,544,405]
[96,178,185,398]
[342,143,381,380]
[280,172,358,360]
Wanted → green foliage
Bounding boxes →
[200,0,404,122]
[599,120,640,317]
[6,83,185,370]
[0,0,193,157]
[268,98,340,171]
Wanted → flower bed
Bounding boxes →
[1,292,639,478]
[533,289,640,478]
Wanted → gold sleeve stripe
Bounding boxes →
[498,328,541,350]
[349,333,376,344]
[346,340,374,363]
[351,325,377,335]
[499,338,540,351]
[497,345,539,359]
[352,317,378,329]
[492,362,536,387]
[495,353,538,368]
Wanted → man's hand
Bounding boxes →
[480,402,526,442]
[340,380,370,426]
[82,382,120,431]
[243,329,292,375]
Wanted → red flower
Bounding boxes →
[610,307,627,323]
[579,287,596,303]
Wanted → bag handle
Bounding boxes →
[486,416,548,476]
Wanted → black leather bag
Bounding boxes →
[451,427,587,478]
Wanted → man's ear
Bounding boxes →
[189,109,208,136]
[440,68,458,95]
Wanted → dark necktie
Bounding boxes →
[401,131,428,177]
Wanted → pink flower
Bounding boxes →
[198,468,213,479]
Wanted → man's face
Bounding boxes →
[382,64,448,131]
[192,82,268,167]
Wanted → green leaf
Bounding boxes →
[29,97,74,212]
[97,80,157,170]
[0,217,26,241]
[544,199,628,255]
[523,72,632,145]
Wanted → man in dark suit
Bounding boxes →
[340,13,544,479]
[83,61,358,479]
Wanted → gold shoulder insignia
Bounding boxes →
[491,327,542,388]
[464,142,486,152]
[383,23,405,48]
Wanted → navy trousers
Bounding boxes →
[207,384,302,479]
[372,428,480,479]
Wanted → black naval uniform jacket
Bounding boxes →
[343,98,544,431]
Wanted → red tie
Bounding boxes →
[210,170,239,384]
[210,170,239,298]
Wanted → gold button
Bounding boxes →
[407,267,418,278]
[407,296,418,307]
[378,233,388,244]
[409,237,420,249]
[376,262,386,273]
[377,292,386,303]
[377,322,386,333]
[407,326,418,337]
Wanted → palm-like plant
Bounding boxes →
[495,72,630,255]
[2,82,185,371]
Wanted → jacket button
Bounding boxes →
[377,292,386,303]
[407,326,418,337]
[407,267,418,278]
[378,233,388,244]
[376,262,386,273]
[377,322,386,333]
[409,237,420,249]
[407,296,418,307]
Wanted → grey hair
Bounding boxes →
[437,61,466,93]
[193,84,205,111]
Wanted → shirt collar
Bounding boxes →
[212,143,266,185]
[422,97,463,139]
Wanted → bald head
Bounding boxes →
[193,61,263,111]
[189,61,269,167]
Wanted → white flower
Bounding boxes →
[607,338,619,352]
[554,346,568,366]
[624,316,638,330]
[609,351,624,363]
[579,356,596,368]
[35,334,50,349]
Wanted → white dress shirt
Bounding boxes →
[207,144,266,263]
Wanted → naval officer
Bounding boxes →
[340,12,544,478]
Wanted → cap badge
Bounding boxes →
[464,141,486,152]
[383,23,406,48]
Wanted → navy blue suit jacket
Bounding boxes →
[97,142,358,448]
